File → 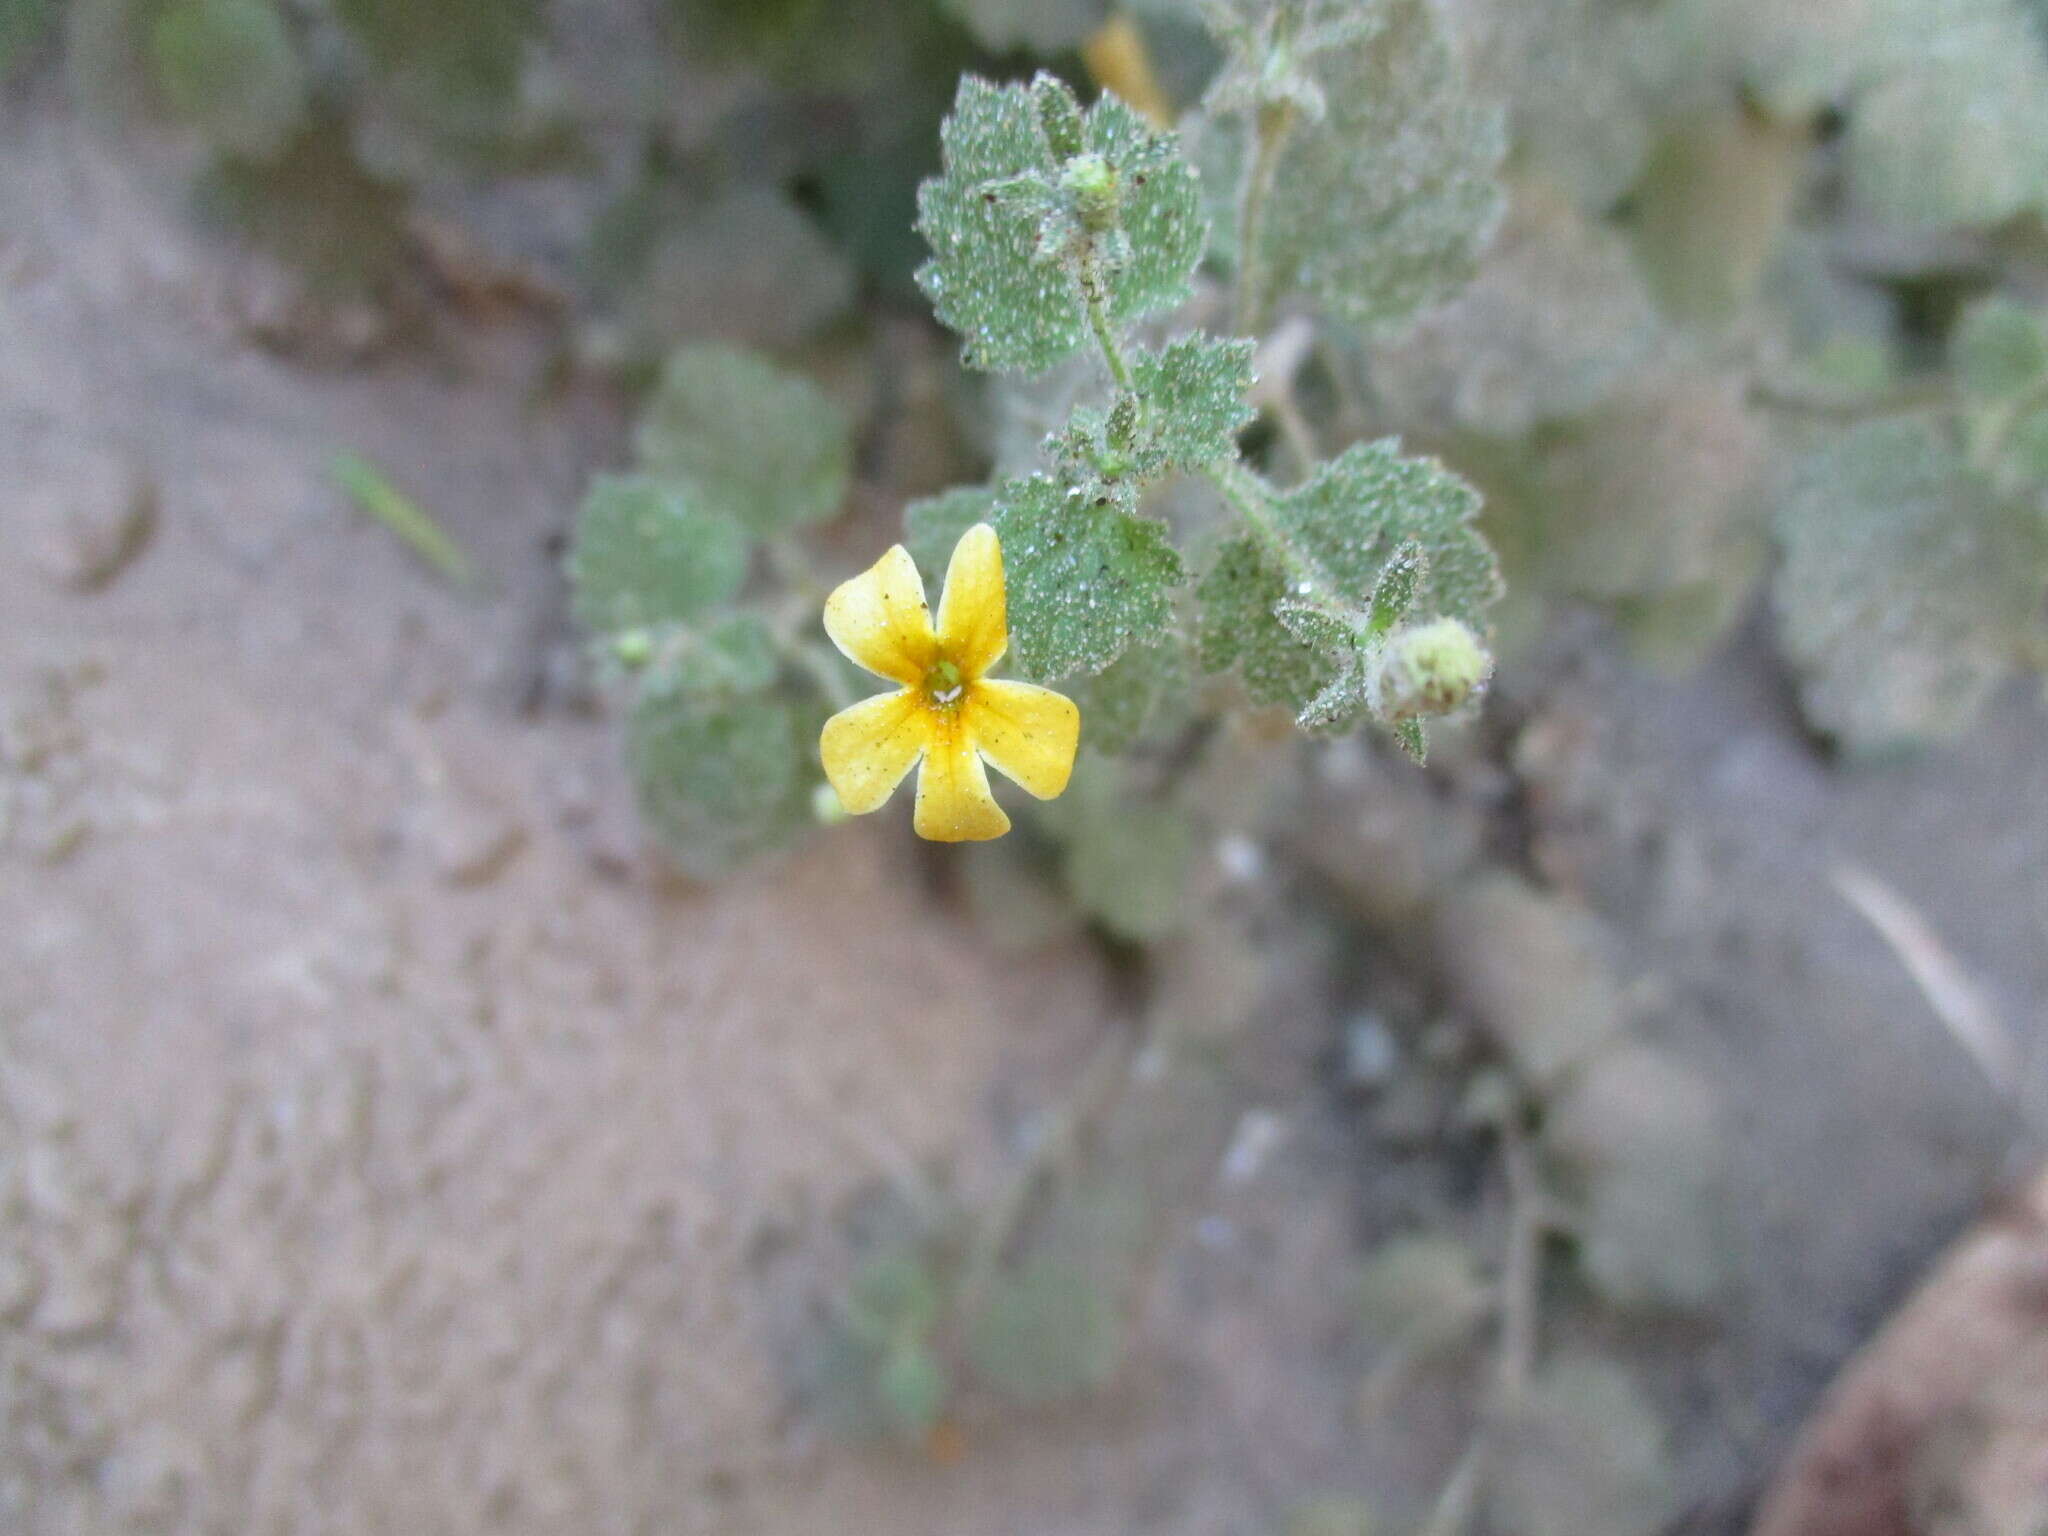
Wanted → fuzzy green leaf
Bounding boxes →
[627,689,805,878]
[639,614,781,700]
[1368,186,1660,437]
[966,1255,1123,1404]
[1841,0,2048,229]
[334,0,541,127]
[1065,636,1191,753]
[622,187,855,355]
[1211,0,1505,337]
[635,345,851,534]
[1954,295,2048,400]
[1199,445,1499,715]
[198,113,411,296]
[1546,1046,1728,1311]
[916,75,1205,373]
[151,0,306,160]
[989,475,1186,680]
[1134,334,1257,472]
[903,484,997,587]
[1352,1234,1491,1354]
[1486,1358,1677,1536]
[1198,534,1331,711]
[1773,417,2048,754]
[570,476,750,636]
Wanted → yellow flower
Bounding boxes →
[820,523,1080,842]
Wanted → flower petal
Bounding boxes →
[914,714,1012,842]
[824,544,938,686]
[966,679,1080,800]
[820,690,932,815]
[934,522,1008,680]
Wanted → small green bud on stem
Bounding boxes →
[1060,152,1120,232]
[1367,618,1492,722]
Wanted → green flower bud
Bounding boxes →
[812,781,851,826]
[612,628,655,668]
[1060,152,1119,232]
[1367,618,1492,722]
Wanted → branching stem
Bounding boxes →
[1233,99,1298,337]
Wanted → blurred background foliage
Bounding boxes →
[28,0,2048,771]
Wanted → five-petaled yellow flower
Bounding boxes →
[820,523,1080,842]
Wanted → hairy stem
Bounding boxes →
[1208,458,1329,599]
[1233,98,1298,337]
[1078,244,1135,392]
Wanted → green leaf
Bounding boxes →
[1627,108,1809,332]
[904,484,997,587]
[1773,418,2048,754]
[1954,295,2048,400]
[1545,1046,1728,1310]
[989,475,1185,681]
[1486,1357,1677,1536]
[1133,334,1256,472]
[1352,1234,1491,1355]
[1840,0,2048,229]
[1211,0,1505,337]
[1067,635,1191,753]
[569,476,750,636]
[1367,186,1660,438]
[333,0,541,126]
[150,0,306,159]
[197,112,410,296]
[1435,874,1630,1088]
[873,1344,947,1438]
[1198,533,1330,711]
[1455,0,1670,211]
[813,1245,950,1442]
[966,1255,1122,1404]
[1198,445,1499,716]
[1532,367,1767,606]
[635,345,851,534]
[627,689,805,879]
[641,614,781,700]
[1275,443,1499,635]
[844,1249,942,1345]
[915,74,1205,373]
[622,186,855,355]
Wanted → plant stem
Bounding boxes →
[1207,458,1334,601]
[1233,98,1298,337]
[1079,244,1135,392]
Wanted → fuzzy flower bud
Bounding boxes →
[1366,618,1492,722]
